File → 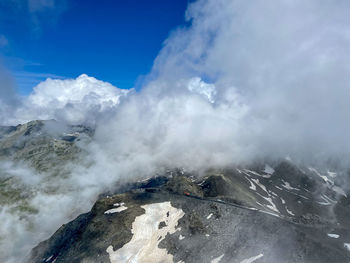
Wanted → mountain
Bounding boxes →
[29,164,350,262]
[0,120,93,171]
[1,120,350,263]
[0,120,94,263]
[0,120,93,209]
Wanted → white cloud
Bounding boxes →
[143,0,350,163]
[28,0,55,12]
[28,74,125,110]
[1,74,130,125]
[186,77,216,103]
[1,0,68,31]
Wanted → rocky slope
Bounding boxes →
[0,120,94,263]
[0,120,93,171]
[29,164,350,263]
[0,120,93,212]
[1,120,350,263]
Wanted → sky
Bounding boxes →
[0,0,190,94]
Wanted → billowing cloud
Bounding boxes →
[141,0,350,164]
[89,0,350,174]
[1,74,130,125]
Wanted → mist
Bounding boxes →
[1,0,350,262]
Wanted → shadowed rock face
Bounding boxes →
[29,165,350,263]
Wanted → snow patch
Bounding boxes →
[286,206,295,216]
[244,169,261,176]
[309,167,333,185]
[240,253,264,263]
[328,234,340,238]
[246,177,256,191]
[344,243,350,251]
[270,191,278,197]
[251,178,268,194]
[211,254,224,263]
[45,255,54,262]
[256,193,279,213]
[104,203,128,214]
[281,180,300,191]
[207,213,213,219]
[244,169,270,178]
[263,197,279,213]
[317,194,337,206]
[106,202,184,263]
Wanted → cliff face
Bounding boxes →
[29,166,350,263]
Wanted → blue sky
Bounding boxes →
[0,0,191,94]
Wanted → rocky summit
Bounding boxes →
[1,121,350,263]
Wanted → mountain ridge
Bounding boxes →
[1,120,350,263]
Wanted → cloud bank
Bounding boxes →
[0,74,129,125]
[138,0,350,164]
[89,0,350,170]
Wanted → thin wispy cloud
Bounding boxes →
[0,35,8,47]
[0,0,68,31]
[13,70,65,94]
